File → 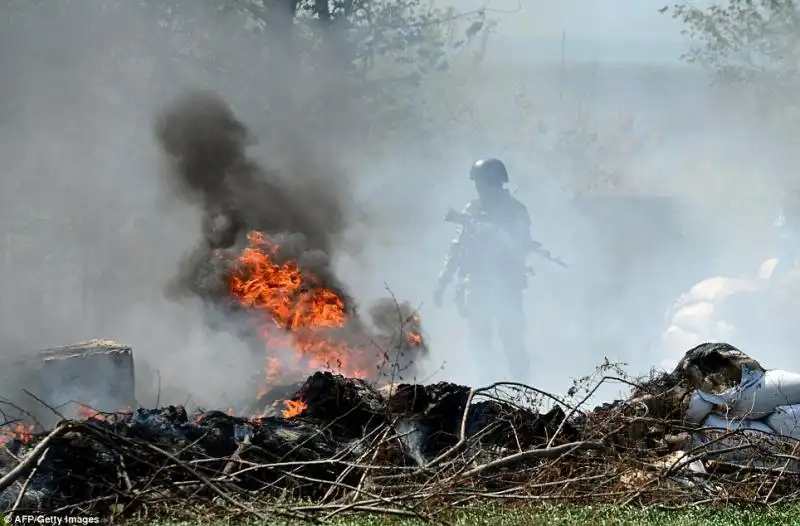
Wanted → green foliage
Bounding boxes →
[664,0,800,190]
[222,0,492,88]
[667,0,800,85]
[203,0,498,135]
[1,0,493,108]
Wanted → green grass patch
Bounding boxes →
[140,502,800,526]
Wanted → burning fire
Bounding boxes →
[77,405,103,421]
[0,423,34,446]
[76,405,132,421]
[281,399,308,419]
[0,407,136,447]
[0,230,422,441]
[229,231,358,379]
[228,231,424,409]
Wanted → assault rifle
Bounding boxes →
[444,207,568,269]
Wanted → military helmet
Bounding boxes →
[469,158,508,184]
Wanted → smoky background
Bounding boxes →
[0,0,795,411]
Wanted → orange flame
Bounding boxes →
[76,405,132,421]
[229,232,366,383]
[281,399,308,419]
[76,406,103,421]
[0,423,35,446]
[228,230,425,410]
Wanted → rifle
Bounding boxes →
[444,207,568,269]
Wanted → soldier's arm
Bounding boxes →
[438,223,464,287]
[438,204,471,287]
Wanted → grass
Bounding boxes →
[139,502,800,526]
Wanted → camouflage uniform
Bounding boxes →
[437,187,534,378]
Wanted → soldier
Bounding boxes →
[433,158,536,379]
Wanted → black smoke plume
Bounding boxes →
[153,90,426,384]
[155,90,352,308]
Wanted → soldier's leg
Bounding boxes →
[465,307,492,357]
[497,289,530,381]
[464,290,499,382]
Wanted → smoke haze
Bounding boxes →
[0,0,797,411]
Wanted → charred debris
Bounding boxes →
[2,342,800,521]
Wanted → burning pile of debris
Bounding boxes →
[0,370,573,521]
[2,342,800,522]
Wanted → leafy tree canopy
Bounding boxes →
[666,0,800,88]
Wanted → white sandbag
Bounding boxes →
[695,365,800,419]
[685,390,714,425]
[701,413,774,434]
[765,404,800,440]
